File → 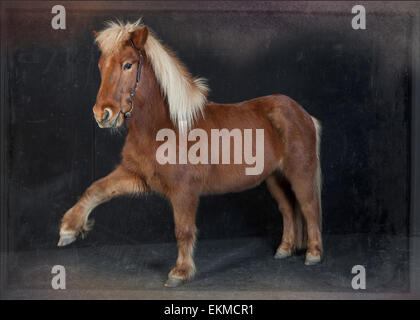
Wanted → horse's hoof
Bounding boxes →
[274,249,292,259]
[164,278,185,288]
[57,233,77,247]
[304,255,321,265]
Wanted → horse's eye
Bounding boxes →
[123,63,132,70]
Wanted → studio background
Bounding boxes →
[1,1,417,298]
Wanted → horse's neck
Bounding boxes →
[129,63,173,135]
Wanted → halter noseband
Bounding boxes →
[122,39,143,119]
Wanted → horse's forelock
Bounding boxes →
[95,19,143,55]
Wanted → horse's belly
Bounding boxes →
[203,163,276,194]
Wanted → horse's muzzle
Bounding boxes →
[95,107,122,128]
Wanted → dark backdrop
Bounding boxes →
[1,3,412,251]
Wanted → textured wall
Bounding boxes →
[2,3,412,250]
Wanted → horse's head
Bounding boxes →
[92,19,208,131]
[93,25,149,128]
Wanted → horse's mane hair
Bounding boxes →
[95,19,209,130]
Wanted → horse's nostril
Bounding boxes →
[103,109,111,122]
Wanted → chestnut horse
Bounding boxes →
[58,20,322,287]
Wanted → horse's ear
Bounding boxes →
[93,30,98,38]
[131,26,149,50]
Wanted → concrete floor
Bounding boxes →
[1,234,418,299]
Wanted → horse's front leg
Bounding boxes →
[165,192,199,287]
[58,165,144,246]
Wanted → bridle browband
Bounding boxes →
[121,39,143,119]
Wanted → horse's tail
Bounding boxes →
[294,116,322,250]
[312,116,322,233]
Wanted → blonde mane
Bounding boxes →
[95,19,209,130]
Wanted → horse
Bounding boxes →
[58,19,323,287]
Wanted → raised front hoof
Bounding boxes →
[274,249,292,259]
[164,277,185,288]
[57,233,77,247]
[304,254,321,266]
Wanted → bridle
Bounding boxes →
[121,39,143,119]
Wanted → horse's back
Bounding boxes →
[203,94,316,147]
[205,94,314,126]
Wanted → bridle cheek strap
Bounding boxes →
[123,39,143,119]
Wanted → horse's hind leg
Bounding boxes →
[58,165,144,246]
[266,172,296,259]
[286,168,322,265]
